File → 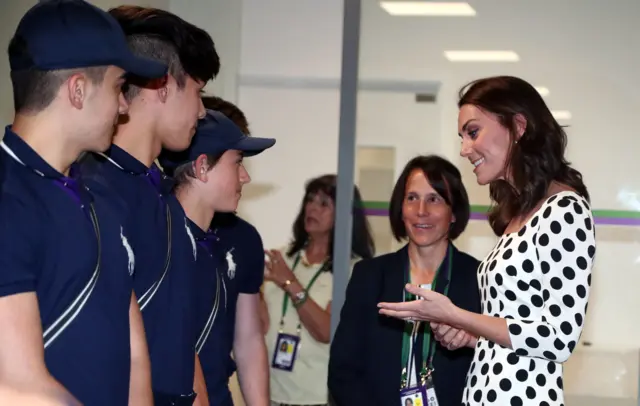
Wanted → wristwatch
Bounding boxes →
[292,290,308,307]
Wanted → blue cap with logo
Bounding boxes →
[159,109,276,174]
[9,0,167,78]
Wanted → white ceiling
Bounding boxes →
[360,0,640,95]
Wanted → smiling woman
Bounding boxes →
[328,155,481,406]
[377,77,596,406]
[457,76,589,236]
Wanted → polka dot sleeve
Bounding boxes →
[506,193,596,363]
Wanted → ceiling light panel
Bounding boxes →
[535,87,550,97]
[380,2,476,16]
[444,50,520,62]
[552,110,572,120]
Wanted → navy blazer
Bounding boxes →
[328,244,481,406]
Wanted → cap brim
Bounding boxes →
[234,137,276,157]
[118,53,168,79]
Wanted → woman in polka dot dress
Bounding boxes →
[378,76,596,406]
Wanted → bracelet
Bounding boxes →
[281,279,292,289]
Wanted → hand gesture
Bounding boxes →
[377,284,457,324]
[264,249,296,288]
[430,322,477,350]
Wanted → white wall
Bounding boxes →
[0,1,36,124]
[168,0,242,102]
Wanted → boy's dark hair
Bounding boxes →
[389,155,470,241]
[109,6,220,100]
[172,153,221,191]
[8,35,107,113]
[201,96,250,135]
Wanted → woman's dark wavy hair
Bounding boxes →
[287,174,375,270]
[458,76,589,236]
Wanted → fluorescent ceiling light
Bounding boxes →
[535,86,550,97]
[381,2,476,16]
[444,51,520,62]
[552,110,572,120]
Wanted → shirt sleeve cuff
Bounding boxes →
[0,280,37,298]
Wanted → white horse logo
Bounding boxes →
[120,226,135,276]
[226,249,236,280]
[184,218,197,260]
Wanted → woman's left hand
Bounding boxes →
[264,249,297,289]
[377,284,459,324]
[431,322,477,350]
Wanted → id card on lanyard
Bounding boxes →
[271,251,328,372]
[399,245,452,406]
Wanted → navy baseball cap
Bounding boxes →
[9,0,167,78]
[159,109,276,173]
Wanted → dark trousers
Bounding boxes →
[153,391,197,406]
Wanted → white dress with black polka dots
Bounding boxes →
[462,191,596,406]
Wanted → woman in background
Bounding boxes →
[378,76,596,406]
[260,174,375,406]
[329,155,480,406]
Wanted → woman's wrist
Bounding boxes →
[447,304,466,329]
[283,279,304,295]
[279,279,293,290]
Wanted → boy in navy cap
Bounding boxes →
[77,5,220,405]
[200,96,271,406]
[159,110,275,406]
[0,1,166,405]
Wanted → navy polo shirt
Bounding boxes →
[78,146,199,396]
[0,128,133,405]
[197,213,265,405]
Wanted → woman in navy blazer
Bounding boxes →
[328,155,481,406]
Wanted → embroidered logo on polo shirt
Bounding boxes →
[184,218,197,260]
[226,249,236,280]
[120,226,135,276]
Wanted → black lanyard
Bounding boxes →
[400,245,453,389]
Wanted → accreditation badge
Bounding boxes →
[399,386,426,406]
[424,374,440,406]
[271,333,300,372]
[399,374,439,406]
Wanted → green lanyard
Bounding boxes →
[279,251,328,335]
[400,245,453,389]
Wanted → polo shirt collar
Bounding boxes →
[2,126,92,207]
[3,126,64,179]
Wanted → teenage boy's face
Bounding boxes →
[158,76,206,152]
[80,65,128,152]
[206,149,251,212]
